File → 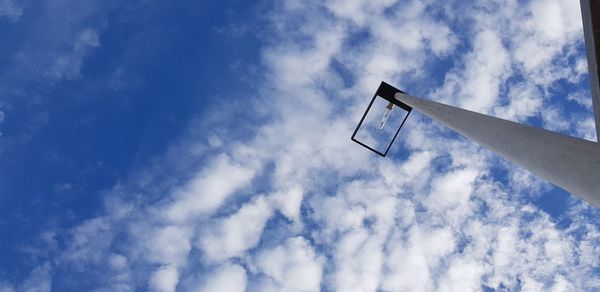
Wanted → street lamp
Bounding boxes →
[351,81,412,157]
[352,81,600,208]
[351,0,600,209]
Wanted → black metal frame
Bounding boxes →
[351,81,413,157]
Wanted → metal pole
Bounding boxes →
[580,0,600,141]
[395,92,600,208]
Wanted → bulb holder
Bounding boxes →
[351,81,412,157]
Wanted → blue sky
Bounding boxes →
[1,0,599,291]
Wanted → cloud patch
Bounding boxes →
[0,0,22,22]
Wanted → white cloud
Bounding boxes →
[0,0,22,22]
[17,263,52,292]
[145,225,192,266]
[495,82,542,121]
[423,159,483,223]
[540,106,571,132]
[163,154,257,223]
[446,29,510,113]
[9,0,106,84]
[529,0,581,42]
[148,265,179,292]
[381,226,450,291]
[199,264,247,292]
[439,256,487,292]
[0,283,14,292]
[334,231,385,292]
[324,0,396,26]
[567,90,593,109]
[272,186,304,222]
[62,217,114,267]
[47,28,100,80]
[254,237,323,292]
[369,1,457,56]
[13,26,101,81]
[549,275,575,292]
[108,254,128,270]
[521,276,545,291]
[199,196,273,262]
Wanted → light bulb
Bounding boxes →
[378,102,394,130]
